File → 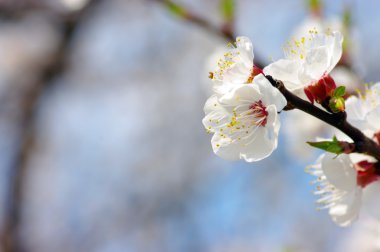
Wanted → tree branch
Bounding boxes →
[265,75,380,161]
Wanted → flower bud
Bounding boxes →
[329,96,345,113]
[304,75,337,103]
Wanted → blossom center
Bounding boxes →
[249,100,268,126]
[210,99,269,147]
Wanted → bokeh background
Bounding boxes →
[1,0,380,251]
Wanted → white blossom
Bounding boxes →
[345,83,380,136]
[307,153,362,227]
[264,30,343,93]
[202,74,286,162]
[209,36,260,94]
[291,16,363,93]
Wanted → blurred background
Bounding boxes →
[1,0,380,251]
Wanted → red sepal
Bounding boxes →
[356,160,379,188]
[304,74,337,104]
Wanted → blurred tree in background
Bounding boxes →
[0,0,379,252]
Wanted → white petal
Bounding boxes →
[321,153,356,191]
[326,31,343,74]
[222,62,251,84]
[303,46,329,81]
[254,74,287,111]
[329,188,362,227]
[263,59,303,91]
[366,105,380,132]
[219,84,260,106]
[303,31,342,75]
[211,133,242,161]
[203,95,220,114]
[346,96,366,121]
[264,105,281,140]
[202,95,230,131]
[241,127,275,162]
[241,106,279,162]
[345,96,373,131]
[212,81,236,95]
[236,36,254,65]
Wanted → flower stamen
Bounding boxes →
[249,100,268,126]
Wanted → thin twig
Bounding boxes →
[153,0,234,40]
[151,0,266,68]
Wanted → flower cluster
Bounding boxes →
[310,84,380,226]
[203,37,286,162]
[202,31,380,227]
